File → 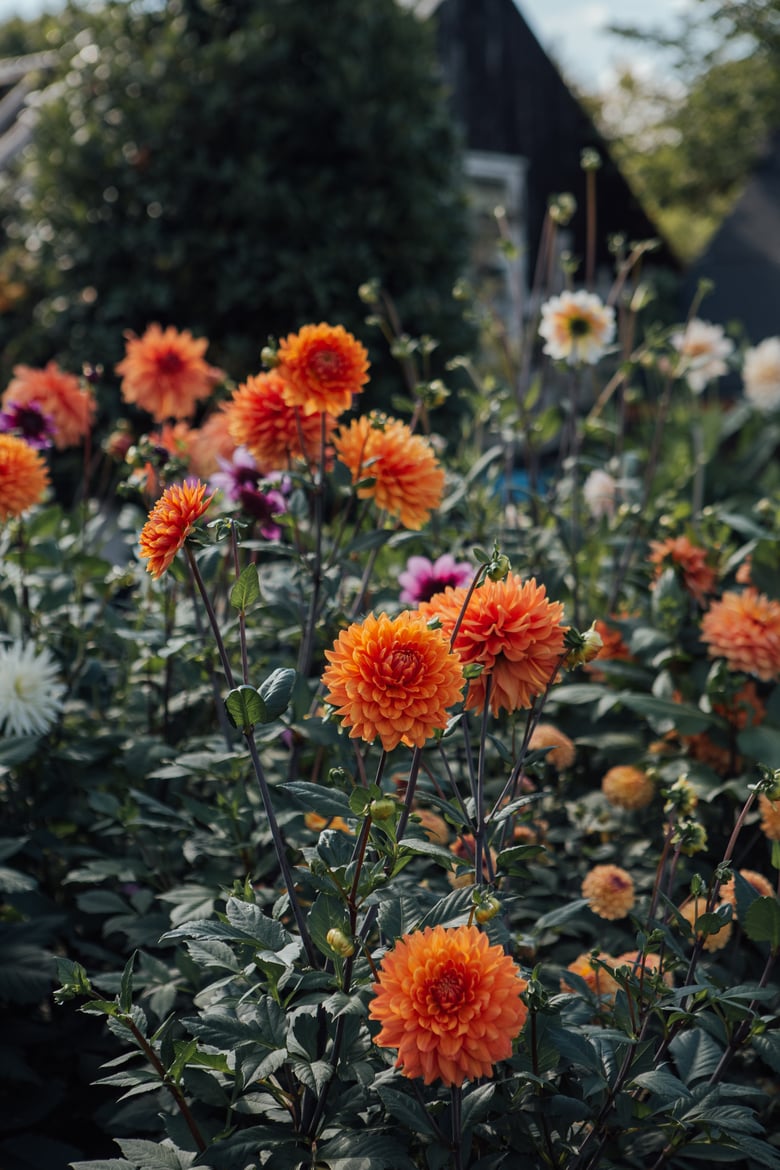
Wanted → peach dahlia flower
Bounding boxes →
[649,535,716,605]
[581,864,635,920]
[418,575,566,716]
[3,361,95,449]
[369,923,528,1086]
[601,765,655,811]
[321,611,464,752]
[701,588,780,682]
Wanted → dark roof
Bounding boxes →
[684,132,780,343]
[426,0,675,271]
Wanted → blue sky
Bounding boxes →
[1,0,695,92]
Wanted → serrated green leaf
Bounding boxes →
[669,1028,723,1084]
[631,1068,692,1101]
[224,685,266,731]
[534,898,588,932]
[224,897,291,950]
[257,667,296,722]
[119,951,137,1015]
[398,835,458,868]
[230,562,260,611]
[116,1139,196,1170]
[376,1084,440,1139]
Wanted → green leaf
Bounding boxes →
[496,843,546,872]
[0,865,37,893]
[317,1131,416,1170]
[631,1068,692,1101]
[230,562,260,611]
[397,835,458,869]
[614,692,713,734]
[744,896,780,949]
[115,1140,196,1170]
[223,897,291,951]
[738,725,780,766]
[224,685,266,731]
[669,1029,723,1084]
[119,952,137,1015]
[257,667,296,722]
[533,898,588,932]
[376,1084,441,1139]
[416,886,475,930]
[284,781,353,819]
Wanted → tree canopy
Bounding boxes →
[0,0,471,393]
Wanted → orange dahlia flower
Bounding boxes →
[719,868,774,915]
[334,414,445,530]
[0,434,49,520]
[581,864,635,920]
[138,479,214,578]
[187,409,236,479]
[561,952,619,1000]
[224,371,334,470]
[701,588,780,682]
[3,361,95,449]
[601,765,655,811]
[418,575,567,716]
[649,535,716,605]
[369,923,528,1086]
[758,794,780,841]
[321,611,464,752]
[586,617,633,674]
[277,322,369,417]
[303,812,354,835]
[116,324,221,422]
[528,722,576,769]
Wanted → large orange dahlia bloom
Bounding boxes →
[649,535,716,605]
[277,322,369,417]
[418,575,567,716]
[116,324,221,421]
[321,611,464,752]
[334,414,445,530]
[138,479,214,578]
[3,362,95,449]
[369,923,528,1086]
[701,588,780,681]
[0,434,49,520]
[224,371,334,470]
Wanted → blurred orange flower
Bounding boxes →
[601,765,655,811]
[528,722,576,769]
[321,611,463,752]
[561,952,619,999]
[188,409,236,479]
[369,923,528,1086]
[701,588,780,682]
[277,322,369,416]
[334,414,445,530]
[582,864,635,920]
[0,434,49,519]
[138,479,214,578]
[758,794,780,841]
[3,361,95,449]
[649,535,716,605]
[719,868,774,915]
[303,812,354,835]
[225,371,334,470]
[585,617,633,679]
[614,950,673,989]
[419,575,566,716]
[116,324,221,421]
[678,897,732,952]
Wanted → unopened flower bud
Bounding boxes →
[260,344,278,368]
[581,147,602,172]
[549,193,576,226]
[564,622,603,667]
[369,797,397,822]
[474,894,501,923]
[326,928,355,958]
[664,775,698,816]
[673,818,708,856]
[486,554,511,582]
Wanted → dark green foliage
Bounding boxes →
[0,0,471,395]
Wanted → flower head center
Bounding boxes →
[389,647,422,684]
[566,315,592,337]
[157,348,185,375]
[310,347,342,380]
[429,964,469,1011]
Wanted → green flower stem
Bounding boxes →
[296,412,327,680]
[243,727,318,969]
[450,1083,464,1170]
[473,675,493,887]
[230,522,250,685]
[185,542,317,967]
[185,544,236,689]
